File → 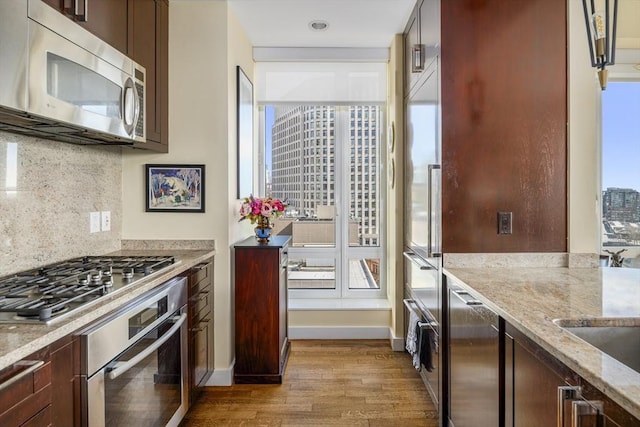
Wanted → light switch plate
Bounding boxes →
[90,212,100,233]
[498,211,512,235]
[101,211,111,231]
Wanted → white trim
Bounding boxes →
[288,298,391,311]
[288,326,390,340]
[253,47,390,62]
[204,360,234,386]
[389,329,405,352]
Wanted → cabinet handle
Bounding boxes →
[412,44,425,72]
[74,0,88,21]
[571,400,604,427]
[194,263,208,271]
[451,289,482,306]
[557,386,580,427]
[403,251,435,270]
[0,360,45,391]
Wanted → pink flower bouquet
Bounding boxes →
[239,195,287,224]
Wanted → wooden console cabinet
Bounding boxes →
[233,235,291,384]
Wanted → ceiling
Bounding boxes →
[228,0,416,48]
[228,0,640,62]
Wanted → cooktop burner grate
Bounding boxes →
[0,255,177,322]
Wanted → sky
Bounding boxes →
[602,82,640,190]
[265,106,274,175]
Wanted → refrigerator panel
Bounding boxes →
[404,59,440,262]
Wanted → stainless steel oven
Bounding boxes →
[78,276,188,427]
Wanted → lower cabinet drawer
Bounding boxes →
[0,360,52,426]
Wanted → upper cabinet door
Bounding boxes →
[40,0,128,54]
[404,0,441,96]
[129,0,169,151]
[419,0,440,70]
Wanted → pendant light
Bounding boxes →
[582,0,619,90]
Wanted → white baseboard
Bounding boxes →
[204,360,234,386]
[389,329,405,351]
[288,326,390,340]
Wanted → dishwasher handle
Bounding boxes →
[106,313,186,380]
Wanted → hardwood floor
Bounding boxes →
[181,340,438,426]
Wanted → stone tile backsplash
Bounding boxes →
[0,131,122,276]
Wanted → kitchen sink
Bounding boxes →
[553,318,640,374]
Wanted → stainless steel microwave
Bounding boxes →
[0,0,145,145]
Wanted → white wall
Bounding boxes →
[567,0,601,255]
[121,0,254,385]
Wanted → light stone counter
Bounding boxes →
[443,266,640,420]
[0,249,215,372]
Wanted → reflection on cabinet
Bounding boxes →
[188,258,214,404]
[447,280,499,427]
[0,335,78,427]
[128,0,169,151]
[505,323,640,427]
[234,236,291,384]
[40,0,129,54]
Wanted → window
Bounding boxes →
[261,105,384,298]
[601,81,640,247]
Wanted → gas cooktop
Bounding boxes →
[0,255,178,324]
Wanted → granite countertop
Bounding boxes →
[0,249,215,372]
[443,266,640,420]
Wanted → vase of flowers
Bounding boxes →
[239,195,287,243]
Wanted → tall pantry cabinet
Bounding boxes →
[405,0,567,254]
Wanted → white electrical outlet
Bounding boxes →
[101,211,111,231]
[90,212,100,233]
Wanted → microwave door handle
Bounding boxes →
[106,313,186,380]
[427,164,441,258]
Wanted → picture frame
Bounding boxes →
[237,65,254,199]
[145,164,205,212]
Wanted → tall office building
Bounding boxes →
[603,187,640,222]
[270,105,379,246]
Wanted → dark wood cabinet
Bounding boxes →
[40,0,129,53]
[440,0,567,253]
[404,0,567,254]
[505,323,640,427]
[128,0,169,151]
[0,336,78,427]
[187,258,214,404]
[403,0,440,95]
[49,336,80,427]
[234,236,291,384]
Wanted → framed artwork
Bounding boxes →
[145,164,205,212]
[237,65,254,199]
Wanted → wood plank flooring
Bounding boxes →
[181,340,438,426]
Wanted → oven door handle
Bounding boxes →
[106,313,187,380]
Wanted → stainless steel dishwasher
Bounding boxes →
[447,283,499,427]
